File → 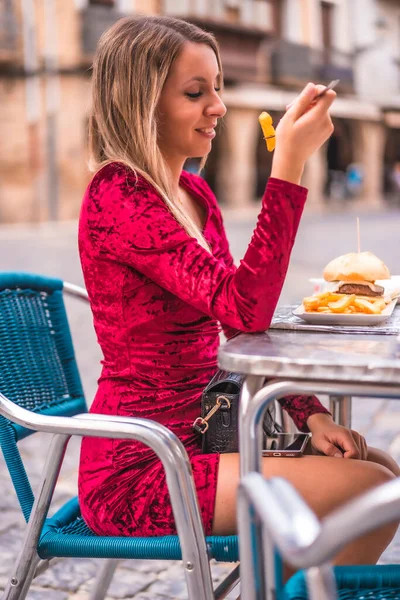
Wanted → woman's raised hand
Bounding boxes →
[271,82,336,185]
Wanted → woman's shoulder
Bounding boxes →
[82,162,188,249]
[88,162,156,199]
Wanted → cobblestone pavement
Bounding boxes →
[1,207,400,598]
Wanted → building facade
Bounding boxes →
[352,0,400,204]
[0,0,399,222]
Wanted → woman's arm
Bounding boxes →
[278,395,331,432]
[83,165,306,333]
[196,175,307,339]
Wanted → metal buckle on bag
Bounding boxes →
[193,395,231,435]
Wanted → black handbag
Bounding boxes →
[193,369,282,454]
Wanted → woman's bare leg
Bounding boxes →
[212,453,397,566]
[367,445,400,477]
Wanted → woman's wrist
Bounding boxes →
[270,155,305,186]
[307,412,335,432]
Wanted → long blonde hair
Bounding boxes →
[89,15,223,251]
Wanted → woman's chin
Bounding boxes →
[190,141,213,155]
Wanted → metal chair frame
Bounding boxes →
[237,376,400,600]
[238,472,400,600]
[0,278,240,600]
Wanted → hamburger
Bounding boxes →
[323,251,390,298]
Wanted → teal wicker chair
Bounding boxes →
[0,272,239,600]
[284,565,400,600]
[238,472,400,600]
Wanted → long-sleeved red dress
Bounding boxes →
[78,162,330,537]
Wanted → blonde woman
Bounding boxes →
[78,15,399,566]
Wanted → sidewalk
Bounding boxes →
[0,210,399,598]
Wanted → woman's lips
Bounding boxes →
[195,128,216,139]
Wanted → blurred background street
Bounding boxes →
[2,0,400,597]
[2,0,400,220]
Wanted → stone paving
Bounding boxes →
[1,207,400,598]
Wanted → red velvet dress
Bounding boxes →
[78,162,330,537]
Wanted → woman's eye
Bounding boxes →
[185,88,221,99]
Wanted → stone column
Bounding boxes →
[302,145,327,209]
[217,106,259,208]
[352,120,386,207]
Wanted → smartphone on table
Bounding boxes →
[262,433,310,458]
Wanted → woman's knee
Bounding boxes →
[313,458,395,516]
[358,459,396,491]
[367,446,400,477]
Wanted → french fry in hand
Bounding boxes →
[258,111,276,152]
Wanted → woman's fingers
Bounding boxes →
[351,430,369,461]
[273,81,337,170]
[310,89,337,114]
[285,84,335,115]
[324,429,360,459]
[362,437,369,461]
[313,439,344,458]
[285,82,317,120]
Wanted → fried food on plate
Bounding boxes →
[302,252,392,315]
[302,292,390,315]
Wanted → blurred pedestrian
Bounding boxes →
[392,162,400,198]
[346,162,364,198]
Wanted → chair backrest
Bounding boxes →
[0,272,87,521]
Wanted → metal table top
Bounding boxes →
[218,329,400,384]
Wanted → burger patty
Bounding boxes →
[338,284,383,297]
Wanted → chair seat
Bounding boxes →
[39,497,238,563]
[284,565,400,599]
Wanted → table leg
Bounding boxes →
[329,395,352,427]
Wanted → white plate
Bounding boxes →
[293,299,397,326]
[376,276,400,304]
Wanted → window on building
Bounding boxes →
[225,7,240,23]
[89,0,115,6]
[224,0,240,24]
[270,0,283,38]
[396,14,400,90]
[321,1,334,50]
[398,15,400,51]
[223,0,280,32]
[398,15,400,91]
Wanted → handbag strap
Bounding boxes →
[193,395,231,434]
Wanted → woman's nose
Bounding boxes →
[206,94,227,118]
